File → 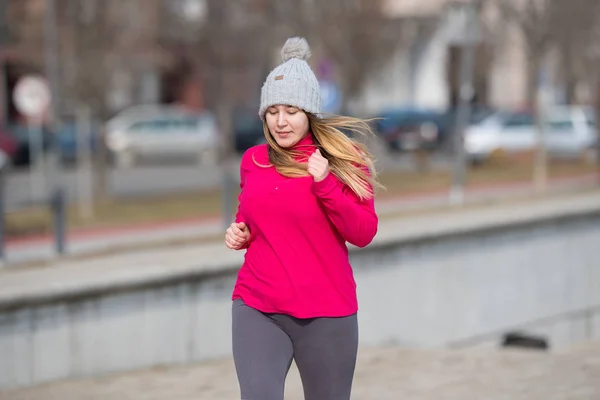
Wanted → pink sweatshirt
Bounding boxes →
[232,133,378,318]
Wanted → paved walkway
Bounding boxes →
[1,342,599,399]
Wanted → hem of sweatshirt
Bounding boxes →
[231,294,358,319]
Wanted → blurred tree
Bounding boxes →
[193,0,277,226]
[494,0,600,191]
[181,0,402,115]
[299,0,401,114]
[495,0,555,108]
[6,0,166,118]
[57,0,166,202]
[5,0,44,54]
[494,0,555,193]
[551,0,600,104]
[7,0,402,121]
[495,0,600,106]
[58,0,165,118]
[0,0,11,126]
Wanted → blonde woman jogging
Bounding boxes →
[225,36,382,400]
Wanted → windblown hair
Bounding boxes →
[260,113,384,200]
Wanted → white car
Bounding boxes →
[106,105,220,168]
[464,106,597,163]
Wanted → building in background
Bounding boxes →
[359,0,600,116]
[357,0,526,115]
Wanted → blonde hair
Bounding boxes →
[259,113,384,200]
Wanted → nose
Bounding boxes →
[276,112,287,128]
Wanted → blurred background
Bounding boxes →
[0,0,599,262]
[1,2,600,398]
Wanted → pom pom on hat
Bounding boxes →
[258,36,321,118]
[281,37,311,62]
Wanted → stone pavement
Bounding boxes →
[1,342,599,400]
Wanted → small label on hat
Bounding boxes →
[275,75,284,80]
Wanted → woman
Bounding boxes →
[225,37,382,400]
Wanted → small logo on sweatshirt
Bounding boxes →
[275,75,284,81]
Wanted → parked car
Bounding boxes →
[0,126,18,166]
[6,123,54,167]
[56,117,100,165]
[105,105,219,168]
[464,106,598,163]
[441,106,495,142]
[6,120,99,167]
[233,109,265,153]
[374,108,448,152]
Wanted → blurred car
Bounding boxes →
[464,106,598,163]
[374,108,448,152]
[6,120,99,167]
[6,123,53,167]
[105,105,219,168]
[233,109,265,153]
[56,117,100,165]
[441,106,495,142]
[0,126,18,166]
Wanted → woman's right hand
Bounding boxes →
[225,222,251,250]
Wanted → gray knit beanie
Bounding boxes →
[258,37,322,119]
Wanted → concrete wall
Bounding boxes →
[355,214,600,348]
[1,199,600,389]
[0,275,236,388]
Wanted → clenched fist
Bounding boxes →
[225,222,250,250]
[307,148,330,182]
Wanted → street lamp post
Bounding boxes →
[449,0,479,205]
[595,51,600,184]
[44,0,68,254]
[44,0,61,185]
[533,60,552,194]
[588,36,600,183]
[0,0,9,129]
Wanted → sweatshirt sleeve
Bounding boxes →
[312,172,378,248]
[234,155,247,225]
[234,150,255,250]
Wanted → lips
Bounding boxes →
[277,132,291,138]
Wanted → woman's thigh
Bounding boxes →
[290,313,359,400]
[231,300,294,400]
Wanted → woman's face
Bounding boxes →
[265,105,310,148]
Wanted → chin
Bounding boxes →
[275,138,296,148]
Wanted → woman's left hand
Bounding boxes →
[307,149,330,182]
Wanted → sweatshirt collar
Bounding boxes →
[290,132,317,161]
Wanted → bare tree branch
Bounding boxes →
[306,0,403,113]
[494,0,600,105]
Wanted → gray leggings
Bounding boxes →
[232,299,359,400]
